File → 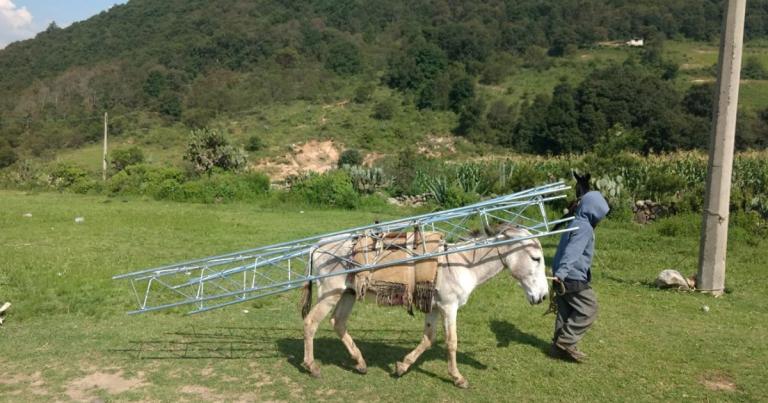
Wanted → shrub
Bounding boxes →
[184,128,247,175]
[291,170,359,209]
[245,135,265,152]
[111,146,145,172]
[48,163,88,190]
[642,168,687,203]
[338,149,363,167]
[372,99,396,120]
[107,164,185,196]
[742,57,768,80]
[0,145,17,168]
[423,176,480,208]
[353,84,375,104]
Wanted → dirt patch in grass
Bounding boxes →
[179,384,223,400]
[418,135,456,157]
[699,371,737,391]
[66,370,147,400]
[0,371,48,396]
[253,140,340,180]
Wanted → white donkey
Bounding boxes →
[299,224,549,388]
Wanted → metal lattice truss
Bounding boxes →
[113,181,576,315]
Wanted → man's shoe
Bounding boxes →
[548,343,565,359]
[554,342,587,363]
[0,302,9,315]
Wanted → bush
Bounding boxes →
[184,128,247,175]
[107,164,186,196]
[422,176,480,208]
[0,145,17,168]
[111,146,145,172]
[245,135,265,152]
[742,57,768,80]
[166,172,270,203]
[48,163,89,190]
[353,84,375,104]
[372,99,396,120]
[338,149,363,167]
[291,170,359,209]
[642,168,687,203]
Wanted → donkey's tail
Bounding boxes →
[300,281,313,319]
[300,248,314,319]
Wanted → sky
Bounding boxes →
[0,0,126,48]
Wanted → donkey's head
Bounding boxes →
[573,171,591,199]
[485,224,549,305]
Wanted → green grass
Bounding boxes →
[1,191,766,401]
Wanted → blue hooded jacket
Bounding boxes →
[552,191,610,283]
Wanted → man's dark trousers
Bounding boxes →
[553,282,598,347]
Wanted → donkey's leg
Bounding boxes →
[442,304,468,388]
[395,309,439,376]
[330,291,367,374]
[302,292,342,378]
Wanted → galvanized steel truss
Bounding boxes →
[113,181,575,315]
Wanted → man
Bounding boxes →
[550,191,609,362]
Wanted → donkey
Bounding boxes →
[299,224,549,388]
[554,172,591,231]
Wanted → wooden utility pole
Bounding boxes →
[102,112,108,181]
[697,0,747,296]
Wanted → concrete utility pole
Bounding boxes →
[697,0,747,296]
[102,112,108,181]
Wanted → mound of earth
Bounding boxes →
[252,140,340,181]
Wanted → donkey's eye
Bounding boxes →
[531,256,542,263]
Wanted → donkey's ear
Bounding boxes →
[584,173,591,182]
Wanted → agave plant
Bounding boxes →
[344,165,390,194]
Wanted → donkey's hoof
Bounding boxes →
[302,362,321,378]
[395,361,408,377]
[355,365,368,375]
[454,378,469,389]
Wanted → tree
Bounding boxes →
[533,82,585,154]
[385,41,447,91]
[682,83,715,118]
[325,40,362,75]
[575,64,683,152]
[184,128,247,175]
[436,22,492,63]
[454,97,488,138]
[510,95,549,152]
[448,77,475,113]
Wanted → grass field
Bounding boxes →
[1,191,766,401]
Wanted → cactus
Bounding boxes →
[344,166,390,194]
[594,175,624,201]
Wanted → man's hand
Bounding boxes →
[552,277,566,295]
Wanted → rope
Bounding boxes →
[543,276,564,316]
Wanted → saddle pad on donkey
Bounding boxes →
[352,230,443,313]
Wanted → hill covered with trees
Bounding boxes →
[1,0,768,165]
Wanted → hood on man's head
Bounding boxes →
[575,191,610,227]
